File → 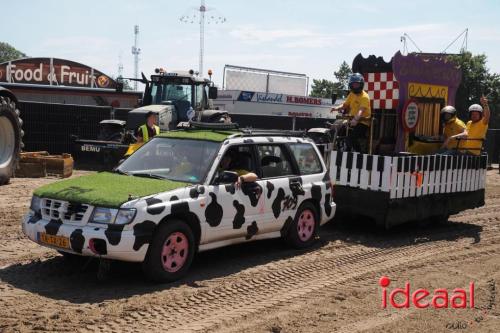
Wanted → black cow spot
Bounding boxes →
[91,239,107,255]
[171,201,190,215]
[283,195,298,210]
[324,193,332,217]
[225,183,236,194]
[170,196,179,201]
[198,186,205,194]
[243,139,254,144]
[133,220,156,251]
[289,177,305,197]
[69,229,84,254]
[232,200,245,229]
[272,188,286,218]
[266,181,275,199]
[241,183,263,207]
[189,187,200,199]
[205,193,223,227]
[146,197,165,215]
[105,224,125,246]
[266,137,274,142]
[311,185,322,202]
[28,213,42,224]
[45,219,62,235]
[280,216,294,237]
[245,221,258,240]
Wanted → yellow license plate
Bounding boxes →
[39,233,70,249]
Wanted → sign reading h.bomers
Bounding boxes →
[0,57,116,89]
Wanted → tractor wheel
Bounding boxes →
[0,96,23,185]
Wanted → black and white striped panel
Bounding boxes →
[330,152,487,199]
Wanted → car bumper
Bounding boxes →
[22,212,148,262]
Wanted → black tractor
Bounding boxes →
[0,87,23,185]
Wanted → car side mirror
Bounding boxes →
[217,171,238,184]
[209,86,218,99]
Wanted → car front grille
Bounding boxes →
[41,199,92,224]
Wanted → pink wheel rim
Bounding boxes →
[297,209,315,242]
[161,232,189,273]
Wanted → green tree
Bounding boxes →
[0,42,26,63]
[310,79,336,98]
[333,61,352,92]
[449,52,500,128]
[310,61,352,99]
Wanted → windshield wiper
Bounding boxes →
[131,173,166,180]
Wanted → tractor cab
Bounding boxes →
[141,69,218,122]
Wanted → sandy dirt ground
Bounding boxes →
[0,170,498,333]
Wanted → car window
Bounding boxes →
[214,145,256,183]
[257,144,295,178]
[289,143,323,175]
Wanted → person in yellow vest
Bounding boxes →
[448,96,490,155]
[136,111,160,143]
[331,73,371,153]
[440,106,466,150]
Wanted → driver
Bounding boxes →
[218,149,258,185]
[331,73,372,153]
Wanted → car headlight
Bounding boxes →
[115,209,137,225]
[91,207,136,225]
[30,196,41,214]
[91,207,118,224]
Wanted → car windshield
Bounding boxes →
[151,82,192,105]
[117,138,220,183]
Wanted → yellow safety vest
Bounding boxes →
[139,124,160,142]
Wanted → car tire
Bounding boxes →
[0,96,23,185]
[285,202,319,249]
[143,219,195,283]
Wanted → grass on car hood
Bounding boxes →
[33,172,188,208]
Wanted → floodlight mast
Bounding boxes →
[131,25,141,91]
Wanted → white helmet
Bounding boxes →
[468,104,483,113]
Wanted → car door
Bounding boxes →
[255,143,302,233]
[202,144,265,243]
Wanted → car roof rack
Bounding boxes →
[231,128,307,138]
[186,120,240,131]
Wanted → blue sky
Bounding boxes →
[2,0,499,89]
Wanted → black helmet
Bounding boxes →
[348,73,365,94]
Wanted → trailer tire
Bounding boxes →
[0,96,23,185]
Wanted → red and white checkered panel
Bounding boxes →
[363,72,399,109]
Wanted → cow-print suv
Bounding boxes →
[23,129,336,282]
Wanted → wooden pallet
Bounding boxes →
[15,151,73,178]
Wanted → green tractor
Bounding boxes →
[0,87,23,185]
